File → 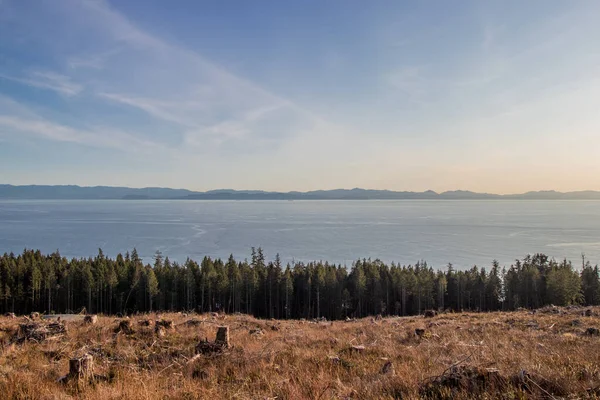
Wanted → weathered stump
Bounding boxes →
[156,319,174,330]
[83,315,98,325]
[586,327,600,336]
[114,320,134,334]
[380,361,395,375]
[424,310,437,318]
[69,354,94,380]
[155,325,166,337]
[215,326,230,348]
[4,312,16,319]
[30,312,40,320]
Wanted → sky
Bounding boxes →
[0,0,599,194]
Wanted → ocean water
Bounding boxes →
[1,200,599,269]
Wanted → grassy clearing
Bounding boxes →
[0,307,599,399]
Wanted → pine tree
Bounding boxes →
[145,267,159,312]
[581,260,600,305]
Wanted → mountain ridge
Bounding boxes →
[1,184,600,200]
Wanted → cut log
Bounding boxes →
[17,321,67,342]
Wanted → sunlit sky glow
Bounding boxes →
[1,0,599,193]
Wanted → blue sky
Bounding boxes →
[1,0,599,193]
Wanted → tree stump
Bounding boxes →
[4,312,16,319]
[215,326,230,348]
[586,327,600,336]
[30,312,40,320]
[155,325,166,337]
[249,328,264,336]
[83,315,98,324]
[114,320,134,334]
[156,319,174,330]
[69,354,94,381]
[380,361,395,375]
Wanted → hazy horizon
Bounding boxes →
[1,1,599,192]
[2,182,600,197]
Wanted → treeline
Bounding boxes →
[0,249,599,319]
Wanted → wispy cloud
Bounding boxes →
[1,0,345,165]
[0,114,165,153]
[0,96,162,153]
[67,48,121,70]
[97,92,198,127]
[0,71,83,96]
[58,0,330,148]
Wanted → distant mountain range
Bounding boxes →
[1,184,600,200]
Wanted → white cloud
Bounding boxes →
[0,96,163,153]
[1,0,354,166]
[0,115,162,153]
[97,92,197,127]
[0,71,83,96]
[54,0,333,149]
[67,48,121,70]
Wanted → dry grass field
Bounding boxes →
[0,307,599,399]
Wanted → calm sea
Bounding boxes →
[1,200,599,269]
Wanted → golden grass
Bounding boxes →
[0,308,599,399]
